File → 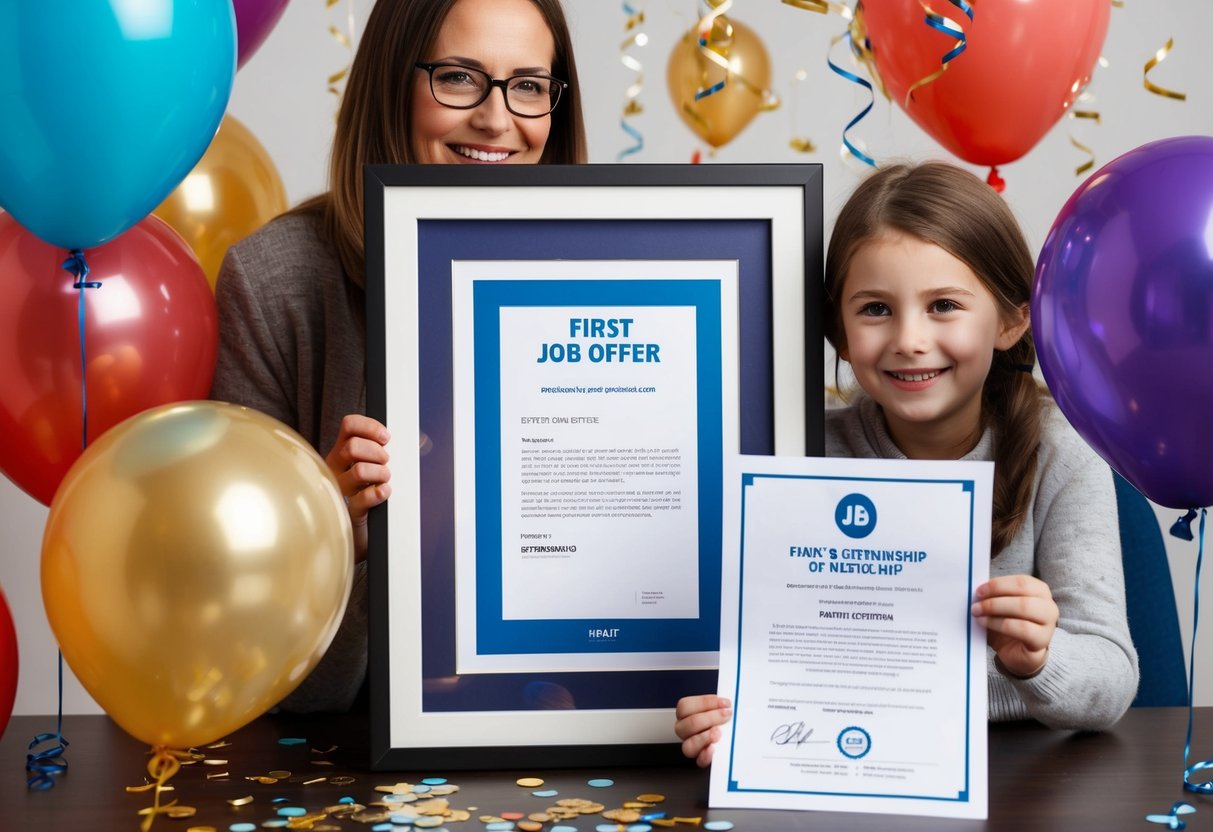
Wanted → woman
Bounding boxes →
[212,0,587,712]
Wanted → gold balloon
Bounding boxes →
[667,18,772,148]
[154,115,288,290]
[41,402,353,749]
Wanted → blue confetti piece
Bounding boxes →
[230,825,258,832]
[532,789,559,797]
[587,778,614,788]
[339,796,356,803]
[372,824,393,832]
[486,823,515,832]
[551,827,579,832]
[704,823,735,831]
[421,776,447,785]
[272,797,289,803]
[597,825,621,832]
[278,737,307,746]
[413,784,432,793]
[277,806,307,817]
[390,814,416,824]
[627,825,652,832]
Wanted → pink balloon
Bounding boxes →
[235,0,291,69]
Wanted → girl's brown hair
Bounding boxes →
[823,162,1042,556]
[297,0,587,284]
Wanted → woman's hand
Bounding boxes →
[971,574,1058,678]
[325,414,391,562]
[674,694,732,768]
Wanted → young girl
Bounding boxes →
[676,162,1139,766]
[211,0,586,712]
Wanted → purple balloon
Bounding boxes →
[234,0,290,69]
[1034,135,1213,509]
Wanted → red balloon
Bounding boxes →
[0,213,217,505]
[861,0,1110,167]
[0,584,16,741]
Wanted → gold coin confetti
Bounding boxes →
[329,776,356,786]
[267,770,293,779]
[515,776,545,788]
[637,793,667,803]
[517,823,543,832]
[227,795,255,806]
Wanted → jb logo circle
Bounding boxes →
[837,726,872,759]
[835,493,877,539]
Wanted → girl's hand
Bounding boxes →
[674,694,732,768]
[971,575,1058,678]
[325,414,391,562]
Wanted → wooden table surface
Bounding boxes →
[1,707,1211,830]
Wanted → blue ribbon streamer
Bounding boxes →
[618,117,645,161]
[26,654,69,790]
[826,30,876,167]
[1147,802,1197,830]
[927,0,973,65]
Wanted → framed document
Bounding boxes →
[365,164,824,769]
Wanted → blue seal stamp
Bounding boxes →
[835,493,877,538]
[837,726,872,759]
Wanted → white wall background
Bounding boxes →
[3,0,1212,716]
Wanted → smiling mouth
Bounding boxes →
[887,369,944,382]
[450,144,514,162]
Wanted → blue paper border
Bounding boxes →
[727,473,977,804]
[471,278,723,655]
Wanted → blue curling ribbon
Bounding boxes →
[927,0,973,65]
[1146,802,1196,830]
[26,654,69,790]
[826,30,876,168]
[618,117,644,161]
[1181,508,1212,796]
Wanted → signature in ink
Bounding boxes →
[770,721,816,747]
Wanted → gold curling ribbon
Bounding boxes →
[903,0,973,107]
[1143,38,1186,101]
[788,68,817,154]
[689,0,780,111]
[137,747,196,832]
[326,0,358,99]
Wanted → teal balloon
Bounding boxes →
[0,0,236,250]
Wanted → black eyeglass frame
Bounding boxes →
[414,62,568,118]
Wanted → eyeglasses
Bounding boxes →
[415,62,566,118]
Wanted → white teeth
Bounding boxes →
[452,145,511,162]
[890,370,939,382]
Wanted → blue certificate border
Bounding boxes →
[726,473,977,804]
[472,278,722,655]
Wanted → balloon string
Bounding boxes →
[62,250,101,449]
[25,653,69,789]
[1182,509,1212,795]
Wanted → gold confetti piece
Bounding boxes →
[325,803,365,815]
[246,776,278,784]
[637,793,666,803]
[267,770,293,778]
[528,812,553,822]
[516,776,545,788]
[228,795,255,806]
[202,758,228,766]
[375,781,416,794]
[517,823,543,832]
[205,740,231,749]
[674,818,703,824]
[312,745,338,754]
[205,771,229,780]
[166,806,198,819]
[651,821,677,828]
[448,810,471,822]
[126,783,157,793]
[479,816,506,823]
[312,760,335,766]
[186,827,218,832]
[624,801,654,809]
[329,775,356,786]
[303,777,327,785]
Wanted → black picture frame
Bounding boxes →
[365,164,825,770]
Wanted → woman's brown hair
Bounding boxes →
[823,162,1042,556]
[297,0,587,284]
